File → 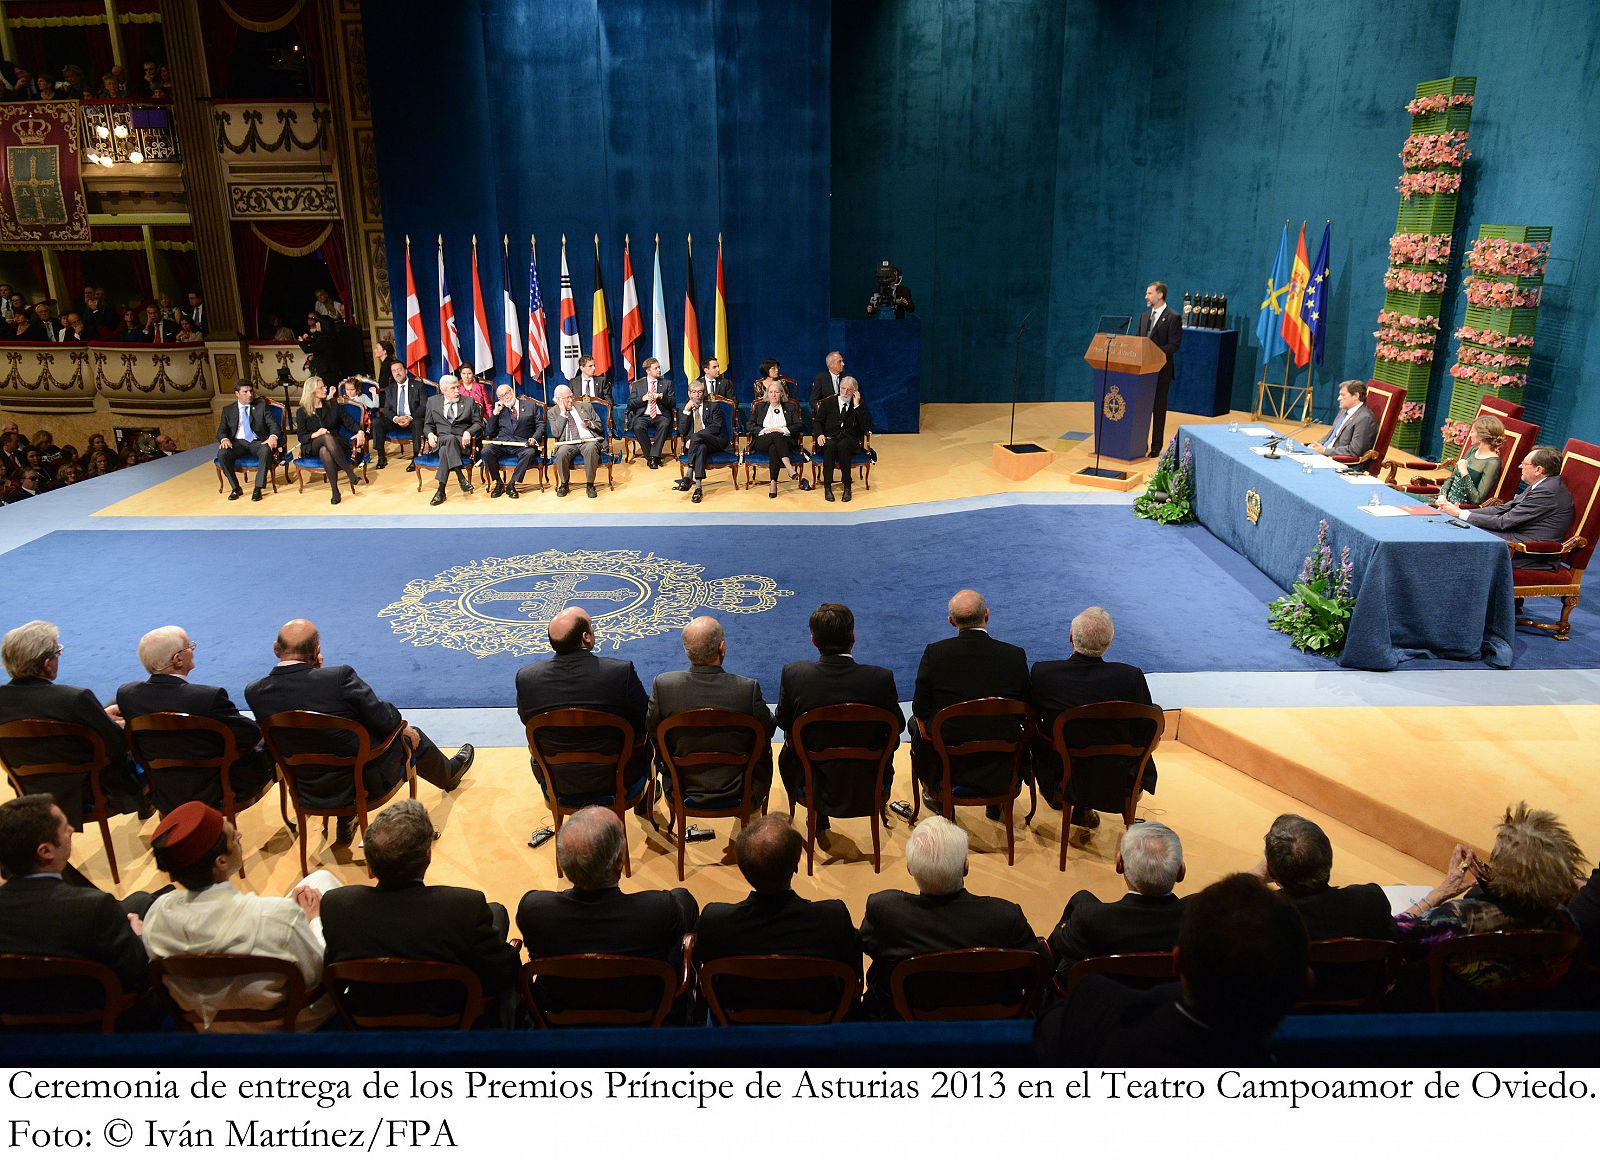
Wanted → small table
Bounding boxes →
[1183,424,1517,669]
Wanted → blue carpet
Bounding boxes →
[7,507,1595,709]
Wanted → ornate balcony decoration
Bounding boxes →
[246,341,314,390]
[0,342,212,415]
[213,103,333,159]
[79,101,180,166]
[0,344,96,413]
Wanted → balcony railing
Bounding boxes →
[79,100,181,167]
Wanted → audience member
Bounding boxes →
[81,287,115,337]
[627,356,675,469]
[1571,866,1600,962]
[1253,813,1396,940]
[1440,445,1573,563]
[480,381,543,496]
[244,618,473,847]
[217,378,282,501]
[646,616,774,810]
[1306,380,1376,458]
[810,350,845,410]
[56,311,88,343]
[1029,605,1160,831]
[142,801,339,1031]
[860,815,1035,1017]
[116,307,146,343]
[1035,872,1311,1067]
[116,625,274,817]
[814,374,872,502]
[1047,821,1186,975]
[312,288,346,324]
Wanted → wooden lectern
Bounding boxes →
[1070,333,1166,491]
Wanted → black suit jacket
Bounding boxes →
[810,370,842,410]
[515,651,649,800]
[1137,305,1182,387]
[912,629,1029,794]
[0,875,148,991]
[482,398,544,445]
[244,662,406,808]
[1035,978,1273,1067]
[860,887,1036,1015]
[1046,890,1185,973]
[115,674,270,814]
[322,881,519,1001]
[626,377,676,425]
[380,378,428,433]
[1028,653,1160,808]
[0,677,138,823]
[422,395,483,445]
[646,664,774,802]
[1281,883,1397,941]
[776,654,904,817]
[744,400,805,453]
[677,396,730,447]
[815,394,873,443]
[216,400,282,445]
[694,889,861,1016]
[1467,476,1574,545]
[1571,868,1600,960]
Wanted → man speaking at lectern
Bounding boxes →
[1137,282,1181,458]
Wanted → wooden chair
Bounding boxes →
[698,955,860,1026]
[524,708,653,878]
[1061,950,1178,998]
[211,448,280,495]
[654,708,771,881]
[477,397,548,491]
[0,719,123,884]
[888,946,1049,1021]
[1426,929,1582,1011]
[518,953,683,1028]
[258,711,416,875]
[1509,437,1600,641]
[147,953,309,1032]
[1329,379,1406,475]
[1036,702,1164,871]
[0,954,139,1032]
[675,396,744,493]
[324,958,485,1030]
[784,703,899,874]
[1295,938,1401,1013]
[124,711,289,829]
[910,698,1034,865]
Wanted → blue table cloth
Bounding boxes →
[1183,424,1517,670]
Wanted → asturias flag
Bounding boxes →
[402,235,427,376]
[620,236,643,381]
[436,236,462,377]
[558,237,580,381]
[591,237,612,378]
[1304,222,1332,367]
[682,236,701,386]
[1281,221,1313,367]
[527,237,550,387]
[1255,223,1291,367]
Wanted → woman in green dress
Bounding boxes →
[1438,414,1505,506]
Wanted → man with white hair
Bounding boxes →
[421,372,482,505]
[859,815,1035,1015]
[546,382,607,498]
[1046,822,1186,974]
[1029,605,1161,832]
[116,625,273,816]
[479,382,544,498]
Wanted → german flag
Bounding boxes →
[682,235,701,385]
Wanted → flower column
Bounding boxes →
[1373,78,1476,452]
[1442,227,1551,457]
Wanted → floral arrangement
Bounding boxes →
[1466,237,1549,278]
[1455,325,1535,348]
[1441,420,1473,447]
[1399,401,1425,424]
[1132,436,1195,525]
[1400,132,1471,170]
[1449,361,1527,390]
[1373,326,1437,345]
[1388,233,1452,265]
[1398,171,1462,199]
[1465,278,1542,310]
[1383,267,1449,294]
[1268,521,1356,655]
[1376,310,1440,332]
[1375,341,1435,364]
[1453,347,1528,370]
[1407,93,1474,116]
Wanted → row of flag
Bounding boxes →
[402,233,730,390]
[1254,221,1331,369]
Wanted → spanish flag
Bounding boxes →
[1280,221,1313,367]
[591,235,612,378]
[713,234,730,371]
[682,235,701,385]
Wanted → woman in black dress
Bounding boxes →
[295,376,364,504]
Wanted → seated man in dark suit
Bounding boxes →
[860,815,1036,1017]
[1252,813,1396,940]
[245,619,473,846]
[0,619,144,825]
[1029,605,1160,832]
[647,616,774,813]
[1306,379,1378,459]
[0,794,152,1013]
[117,624,273,816]
[909,589,1030,818]
[1439,445,1574,569]
[1035,873,1310,1067]
[1048,821,1186,976]
[626,357,675,469]
[776,602,905,838]
[673,378,729,503]
[321,799,518,1024]
[516,806,698,1019]
[479,383,545,498]
[378,359,427,469]
[813,374,873,502]
[215,379,282,501]
[515,606,651,814]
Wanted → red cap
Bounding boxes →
[150,801,225,868]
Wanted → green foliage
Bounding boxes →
[1267,521,1357,655]
[1132,437,1195,524]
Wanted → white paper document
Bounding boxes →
[1239,426,1277,437]
[1286,452,1341,469]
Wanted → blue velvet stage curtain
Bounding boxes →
[362,0,829,387]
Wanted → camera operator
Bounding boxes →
[866,261,915,319]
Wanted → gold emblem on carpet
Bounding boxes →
[1102,385,1126,422]
[378,549,794,657]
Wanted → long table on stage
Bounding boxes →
[1183,424,1517,670]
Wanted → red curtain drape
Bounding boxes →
[217,0,308,30]
[165,248,200,299]
[198,3,239,97]
[55,252,86,308]
[316,223,351,321]
[22,252,46,300]
[129,252,152,302]
[232,222,270,338]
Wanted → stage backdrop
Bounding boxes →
[363,0,830,394]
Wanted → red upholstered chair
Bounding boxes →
[1330,379,1406,475]
[1509,438,1600,641]
[1387,412,1539,508]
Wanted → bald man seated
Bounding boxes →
[245,619,474,847]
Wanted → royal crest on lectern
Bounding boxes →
[1245,489,1262,525]
[1102,385,1127,422]
[378,549,794,658]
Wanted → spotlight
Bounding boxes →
[113,124,128,139]
[95,125,109,140]
[128,150,144,164]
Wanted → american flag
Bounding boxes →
[527,237,549,387]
